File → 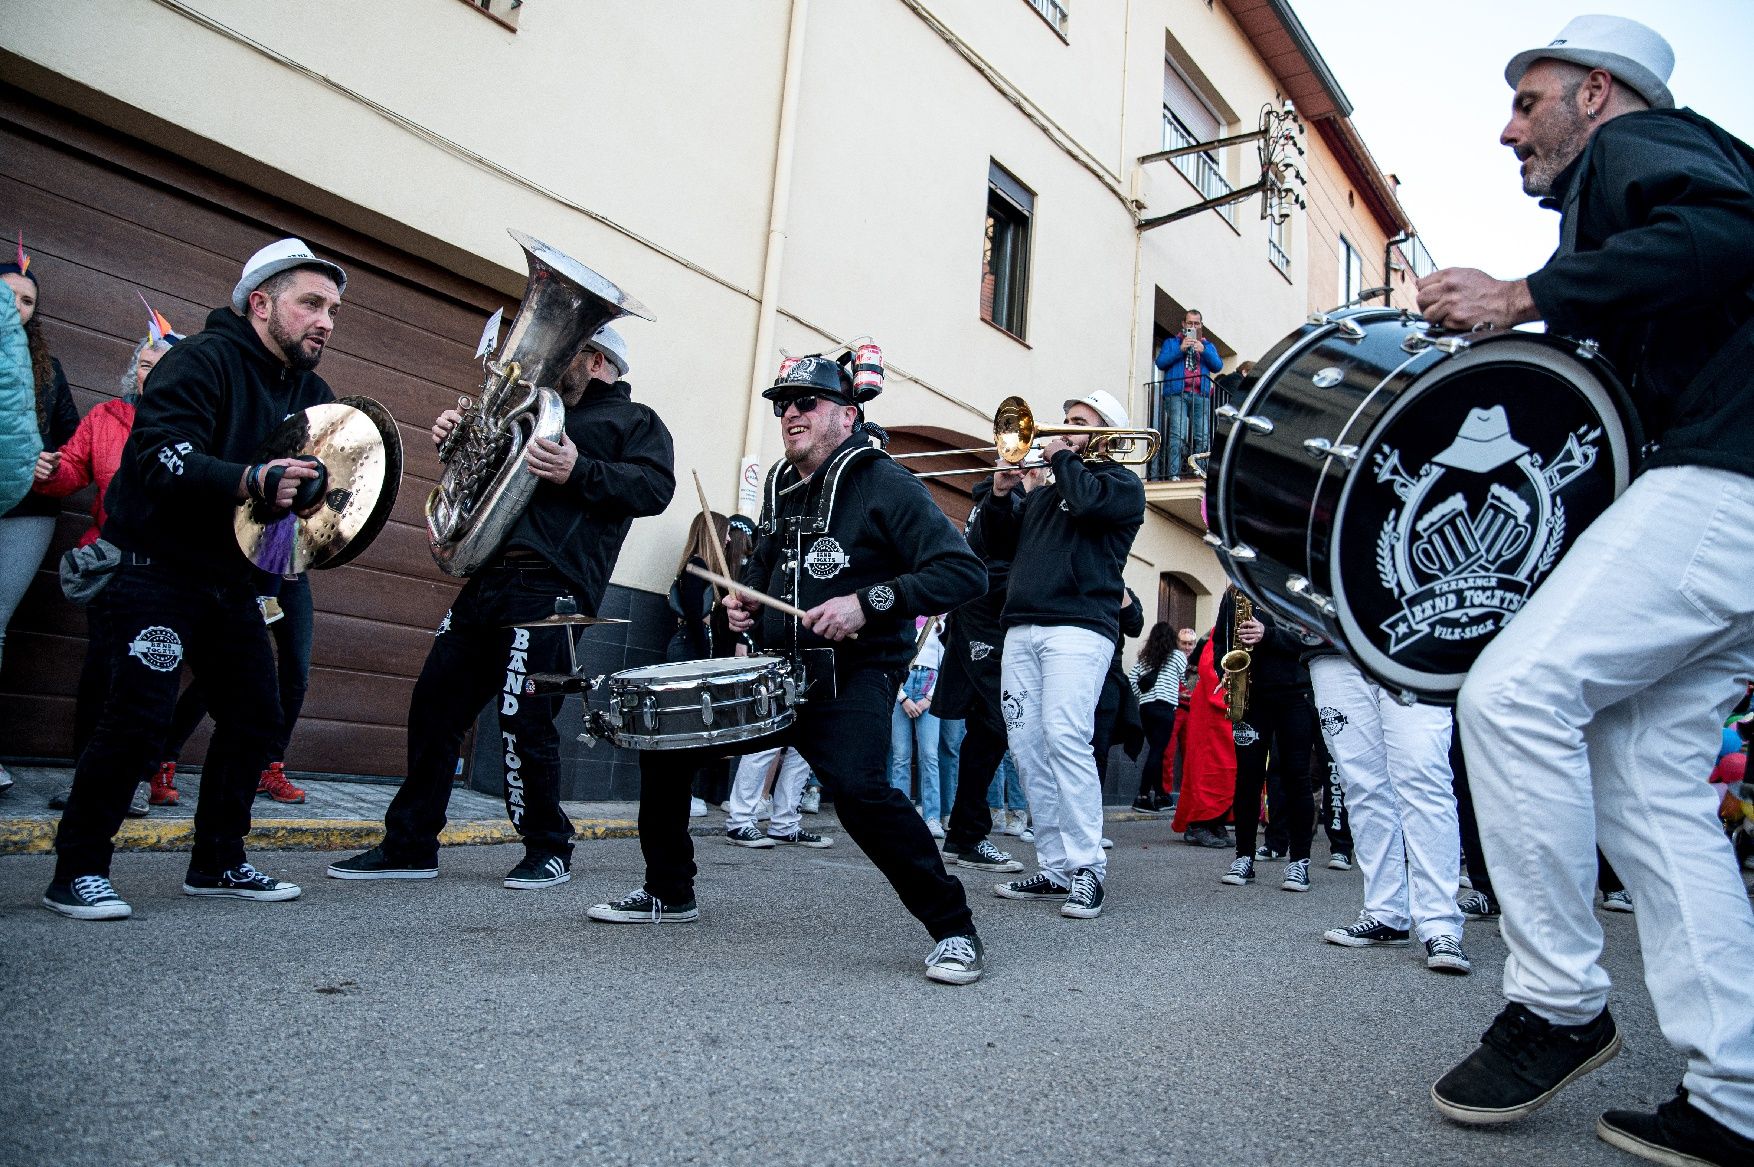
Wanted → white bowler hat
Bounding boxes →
[586,324,630,380]
[1062,388,1130,429]
[231,237,348,313]
[1505,15,1675,110]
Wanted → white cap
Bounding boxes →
[1505,15,1675,110]
[1062,388,1130,429]
[231,238,348,314]
[586,324,630,380]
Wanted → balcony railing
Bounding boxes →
[1161,108,1236,226]
[1024,0,1069,38]
[1143,376,1247,482]
[1267,235,1290,275]
[1402,234,1438,279]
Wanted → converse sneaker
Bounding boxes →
[1254,844,1286,861]
[1425,934,1473,975]
[326,845,438,880]
[148,761,179,806]
[257,761,305,804]
[688,796,708,818]
[1280,858,1310,892]
[924,933,985,985]
[182,863,301,901]
[994,873,1067,900]
[504,853,570,889]
[1600,889,1634,913]
[1597,1086,1754,1166]
[586,888,698,923]
[1018,826,1036,843]
[1221,856,1255,886]
[1323,911,1411,947]
[1005,809,1029,836]
[1328,851,1353,871]
[1100,837,1114,850]
[799,786,822,814]
[956,840,1024,873]
[725,825,776,849]
[1431,1003,1620,1124]
[126,780,151,818]
[925,817,945,840]
[1130,795,1159,813]
[1061,868,1104,919]
[42,874,132,920]
[769,829,832,848]
[1458,890,1500,919]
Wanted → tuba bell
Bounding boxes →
[425,229,654,577]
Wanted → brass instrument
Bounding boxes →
[425,229,654,577]
[1220,587,1253,723]
[895,395,1161,479]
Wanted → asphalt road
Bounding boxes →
[0,820,1685,1167]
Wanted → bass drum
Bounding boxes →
[1207,308,1639,703]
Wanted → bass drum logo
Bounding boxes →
[128,626,184,673]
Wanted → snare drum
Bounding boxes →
[1208,309,1639,703]
[599,656,797,750]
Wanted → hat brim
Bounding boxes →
[761,385,855,405]
[1504,47,1673,110]
[231,257,349,314]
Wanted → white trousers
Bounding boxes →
[1002,624,1113,883]
[1310,656,1462,941]
[1458,465,1754,1137]
[726,746,811,835]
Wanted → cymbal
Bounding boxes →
[235,396,404,574]
[503,614,631,629]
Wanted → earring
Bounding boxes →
[1587,106,1599,119]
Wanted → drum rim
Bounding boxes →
[1326,332,1635,700]
[612,655,789,683]
[610,710,796,750]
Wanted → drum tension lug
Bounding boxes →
[1285,575,1337,615]
[1226,543,1258,563]
[1215,404,1274,434]
[1201,532,1223,548]
[1302,438,1359,463]
[1334,318,1366,340]
[700,692,715,727]
[1575,339,1601,360]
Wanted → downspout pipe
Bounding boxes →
[1384,231,1411,306]
[737,0,810,516]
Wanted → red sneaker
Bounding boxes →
[149,761,179,806]
[257,762,306,804]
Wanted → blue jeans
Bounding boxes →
[1163,393,1211,478]
[889,666,942,820]
[987,752,1026,810]
[937,717,964,814]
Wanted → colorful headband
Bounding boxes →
[137,291,182,346]
[15,231,28,276]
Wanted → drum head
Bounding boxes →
[1329,335,1634,699]
[614,656,786,683]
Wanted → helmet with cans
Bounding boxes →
[763,342,885,405]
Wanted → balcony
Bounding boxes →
[1161,108,1236,227]
[1023,0,1070,38]
[1140,376,1226,530]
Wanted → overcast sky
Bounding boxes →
[1290,1,1753,280]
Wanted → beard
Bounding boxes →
[267,304,324,372]
[1520,111,1592,197]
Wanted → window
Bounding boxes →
[982,162,1033,340]
[456,0,520,30]
[1023,0,1069,39]
[1162,59,1235,225]
[1338,235,1367,307]
[1268,214,1290,276]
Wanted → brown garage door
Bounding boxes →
[0,89,515,777]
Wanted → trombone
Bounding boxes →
[894,396,1161,480]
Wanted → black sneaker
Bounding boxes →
[956,840,1024,873]
[1280,858,1311,892]
[504,853,570,889]
[326,845,438,880]
[1425,934,1473,975]
[1061,868,1104,919]
[1328,851,1353,871]
[586,888,699,923]
[1458,890,1500,919]
[1130,795,1159,814]
[994,873,1068,900]
[770,829,833,848]
[1430,1003,1620,1124]
[1324,911,1411,947]
[725,825,776,849]
[1254,844,1286,861]
[42,874,133,920]
[924,933,985,985]
[1600,889,1635,914]
[182,863,301,901]
[1597,1086,1754,1166]
[1221,856,1255,886]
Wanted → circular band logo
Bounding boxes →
[1232,722,1260,747]
[128,625,184,673]
[1319,706,1348,736]
[867,585,895,611]
[804,536,850,580]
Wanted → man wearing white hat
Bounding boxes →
[984,389,1145,919]
[1418,17,1754,1164]
[43,237,346,919]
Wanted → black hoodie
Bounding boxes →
[102,307,334,580]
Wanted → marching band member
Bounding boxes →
[588,350,989,986]
[985,390,1145,919]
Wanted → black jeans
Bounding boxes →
[383,563,578,863]
[1449,730,1494,898]
[944,708,1007,851]
[1232,691,1316,862]
[638,666,976,942]
[54,560,278,880]
[1138,701,1175,798]
[1311,731,1353,853]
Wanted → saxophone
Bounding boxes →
[1220,587,1253,723]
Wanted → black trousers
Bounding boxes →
[54,560,278,880]
[383,563,577,863]
[1449,731,1494,898]
[1137,701,1176,798]
[1232,691,1316,862]
[638,665,976,942]
[1311,731,1353,853]
[944,707,1007,851]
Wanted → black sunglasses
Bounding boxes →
[771,394,851,418]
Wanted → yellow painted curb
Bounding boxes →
[0,816,645,856]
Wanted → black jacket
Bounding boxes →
[934,478,1016,723]
[1215,589,1311,703]
[980,450,1145,644]
[8,356,76,520]
[1527,109,1754,479]
[503,377,674,609]
[744,432,986,677]
[102,308,334,580]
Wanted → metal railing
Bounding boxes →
[1161,108,1236,226]
[1267,234,1290,275]
[1401,234,1438,279]
[1024,0,1069,37]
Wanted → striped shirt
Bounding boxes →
[1128,650,1187,707]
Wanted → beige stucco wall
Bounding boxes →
[1303,123,1422,317]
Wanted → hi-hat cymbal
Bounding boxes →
[503,614,631,629]
[235,396,404,574]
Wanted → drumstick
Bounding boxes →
[684,562,857,639]
[690,471,735,599]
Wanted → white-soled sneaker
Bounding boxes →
[769,829,833,848]
[955,840,1024,873]
[43,874,132,920]
[1425,933,1473,975]
[1060,868,1104,919]
[586,888,699,923]
[1221,856,1255,886]
[1600,889,1634,914]
[1280,858,1310,892]
[1328,851,1353,871]
[924,934,984,985]
[725,825,776,849]
[182,863,301,901]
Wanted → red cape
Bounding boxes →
[1171,639,1236,830]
